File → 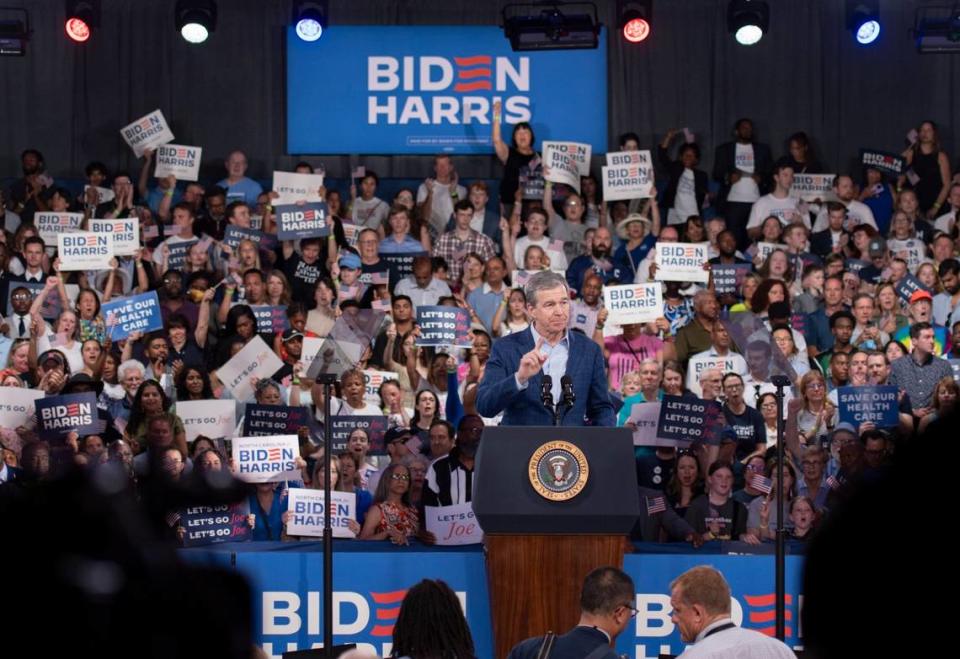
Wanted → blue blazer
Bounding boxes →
[476,327,615,426]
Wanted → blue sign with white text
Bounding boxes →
[286,26,608,154]
[102,291,163,340]
[181,544,804,658]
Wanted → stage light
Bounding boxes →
[0,8,30,57]
[619,1,652,44]
[175,0,216,44]
[502,2,600,52]
[293,1,327,43]
[64,1,99,43]
[847,1,881,45]
[727,0,769,46]
[913,4,960,53]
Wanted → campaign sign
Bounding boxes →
[380,252,429,280]
[167,239,198,271]
[181,502,252,547]
[223,225,277,252]
[363,369,396,407]
[656,395,724,447]
[755,242,785,263]
[286,488,357,538]
[329,415,389,455]
[272,171,325,204]
[176,399,236,442]
[860,149,904,176]
[712,264,752,296]
[250,305,290,335]
[950,359,960,382]
[302,337,365,380]
[542,141,588,191]
[286,26,607,155]
[341,221,359,247]
[894,272,932,304]
[654,242,709,283]
[35,392,99,441]
[102,291,163,340]
[887,238,926,270]
[686,354,746,397]
[84,185,114,205]
[0,387,45,428]
[837,385,899,428]
[844,259,870,276]
[603,283,662,326]
[155,144,202,181]
[602,150,653,201]
[90,218,139,256]
[242,404,313,437]
[416,306,472,347]
[790,174,836,201]
[35,212,83,242]
[276,202,330,240]
[120,109,175,157]
[629,402,661,447]
[6,281,64,322]
[57,231,113,271]
[218,336,285,403]
[425,503,483,546]
[231,435,301,483]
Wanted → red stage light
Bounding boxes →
[65,17,91,42]
[622,17,650,43]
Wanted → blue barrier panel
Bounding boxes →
[180,541,805,658]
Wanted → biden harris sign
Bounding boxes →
[286,26,607,154]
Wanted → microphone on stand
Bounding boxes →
[560,374,576,409]
[540,375,555,413]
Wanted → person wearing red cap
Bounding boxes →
[893,289,948,355]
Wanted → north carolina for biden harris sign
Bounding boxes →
[286,26,607,154]
[231,435,301,483]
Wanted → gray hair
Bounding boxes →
[524,270,569,307]
[118,359,145,380]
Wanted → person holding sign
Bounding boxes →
[492,100,537,215]
[285,455,362,541]
[476,270,614,426]
[659,129,709,226]
[359,463,419,545]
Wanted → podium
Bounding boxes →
[473,427,640,659]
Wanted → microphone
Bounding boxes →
[560,374,576,408]
[540,375,555,411]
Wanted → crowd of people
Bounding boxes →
[0,114,956,549]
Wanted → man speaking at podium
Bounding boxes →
[476,270,614,426]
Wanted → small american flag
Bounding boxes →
[645,496,667,515]
[165,511,181,527]
[352,166,366,179]
[752,475,773,495]
[826,474,844,490]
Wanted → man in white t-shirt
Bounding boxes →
[416,154,467,237]
[152,202,202,272]
[812,175,877,232]
[747,162,804,238]
[713,118,773,250]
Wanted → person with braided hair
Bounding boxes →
[390,578,476,659]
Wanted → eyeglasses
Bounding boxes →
[391,473,410,481]
[11,293,32,301]
[806,382,825,390]
[619,603,639,619]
